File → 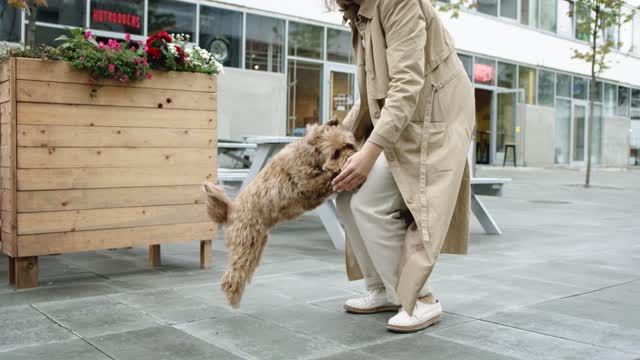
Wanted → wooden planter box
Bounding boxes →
[0,58,218,288]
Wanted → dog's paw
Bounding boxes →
[221,271,245,308]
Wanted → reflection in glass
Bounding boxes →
[245,14,285,73]
[37,0,86,27]
[496,92,517,164]
[573,104,586,162]
[288,22,324,59]
[537,70,555,107]
[327,28,354,64]
[498,62,516,88]
[329,71,355,122]
[459,54,473,81]
[539,0,558,32]
[617,86,630,117]
[573,77,588,100]
[0,2,20,42]
[500,0,517,19]
[25,25,70,46]
[604,83,617,115]
[555,99,571,164]
[556,73,571,98]
[518,66,536,104]
[199,6,243,68]
[477,0,498,16]
[148,0,196,39]
[521,0,538,27]
[557,0,573,36]
[591,105,602,164]
[474,57,496,86]
[288,61,322,135]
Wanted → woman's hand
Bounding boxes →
[332,141,383,192]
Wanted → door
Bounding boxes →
[323,64,358,124]
[571,101,588,165]
[493,88,525,165]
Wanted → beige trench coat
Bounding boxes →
[340,0,475,314]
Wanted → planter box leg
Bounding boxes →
[149,245,161,266]
[200,240,212,269]
[8,257,16,285]
[15,257,38,289]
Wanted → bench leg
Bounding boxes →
[316,200,345,251]
[8,257,16,285]
[241,144,280,190]
[149,245,161,266]
[15,257,38,289]
[471,194,502,235]
[200,240,212,269]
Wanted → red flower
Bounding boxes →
[147,47,162,60]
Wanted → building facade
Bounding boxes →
[2,0,640,166]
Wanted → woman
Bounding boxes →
[328,0,475,333]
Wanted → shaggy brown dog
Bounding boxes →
[203,120,357,308]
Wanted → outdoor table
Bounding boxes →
[218,141,257,168]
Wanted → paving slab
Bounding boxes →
[0,305,76,353]
[1,339,110,360]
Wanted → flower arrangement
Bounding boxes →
[0,28,223,84]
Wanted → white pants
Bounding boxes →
[336,153,431,304]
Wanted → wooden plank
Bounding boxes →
[149,245,161,266]
[0,62,9,83]
[18,204,209,235]
[17,80,217,111]
[16,58,217,93]
[1,123,10,147]
[8,58,17,256]
[1,210,14,234]
[17,222,217,256]
[17,125,216,148]
[0,103,10,124]
[200,240,212,269]
[18,147,216,169]
[0,81,8,103]
[1,146,13,167]
[2,188,13,211]
[15,256,38,289]
[17,185,205,212]
[1,167,12,189]
[18,167,215,190]
[17,103,216,129]
[2,231,14,256]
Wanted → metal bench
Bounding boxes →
[470,177,511,235]
[218,168,250,184]
[218,142,257,168]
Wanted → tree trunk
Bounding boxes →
[26,5,38,49]
[585,7,600,188]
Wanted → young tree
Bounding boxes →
[570,1,638,187]
[7,0,48,48]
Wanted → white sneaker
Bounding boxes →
[343,288,401,314]
[386,299,442,333]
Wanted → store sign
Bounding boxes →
[90,0,144,35]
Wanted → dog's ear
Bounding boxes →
[326,118,340,127]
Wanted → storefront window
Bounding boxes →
[459,54,473,81]
[288,60,322,135]
[24,25,70,46]
[539,0,557,32]
[556,73,572,98]
[1,1,20,42]
[288,22,324,59]
[594,81,603,103]
[500,0,517,19]
[498,62,516,88]
[555,98,571,164]
[474,57,496,86]
[575,3,591,42]
[537,70,555,107]
[604,83,617,115]
[617,86,630,117]
[518,66,536,104]
[199,6,243,68]
[477,0,498,17]
[591,105,602,164]
[245,14,285,72]
[327,28,354,64]
[572,77,588,100]
[148,0,196,39]
[557,0,574,37]
[37,0,85,27]
[631,89,640,120]
[521,0,538,27]
[90,0,145,35]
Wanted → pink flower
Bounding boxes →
[136,68,141,77]
[98,41,105,50]
[120,76,129,83]
[143,59,148,66]
[84,31,92,39]
[146,73,153,80]
[79,56,85,63]
[108,64,115,72]
[134,57,142,64]
[125,33,131,42]
[137,40,143,47]
[115,71,122,78]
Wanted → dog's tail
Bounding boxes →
[202,182,232,224]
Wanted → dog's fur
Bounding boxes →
[203,120,357,308]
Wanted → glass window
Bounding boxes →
[539,0,557,32]
[477,0,498,16]
[555,99,571,164]
[575,3,591,42]
[500,0,517,19]
[521,0,538,27]
[245,14,285,72]
[518,66,537,105]
[498,62,516,88]
[25,25,70,46]
[617,86,630,117]
[604,83,617,115]
[199,6,243,68]
[557,0,573,37]
[327,28,354,64]
[148,0,196,39]
[556,73,572,98]
[633,13,640,57]
[90,0,144,35]
[537,70,555,107]
[36,0,85,27]
[594,81,603,103]
[288,60,322,135]
[1,0,20,42]
[632,89,640,109]
[591,104,602,164]
[572,77,588,100]
[459,54,473,81]
[474,57,496,86]
[288,22,324,59]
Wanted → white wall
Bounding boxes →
[602,116,631,167]
[524,105,556,167]
[210,0,343,25]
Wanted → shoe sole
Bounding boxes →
[343,304,401,314]
[386,315,441,333]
